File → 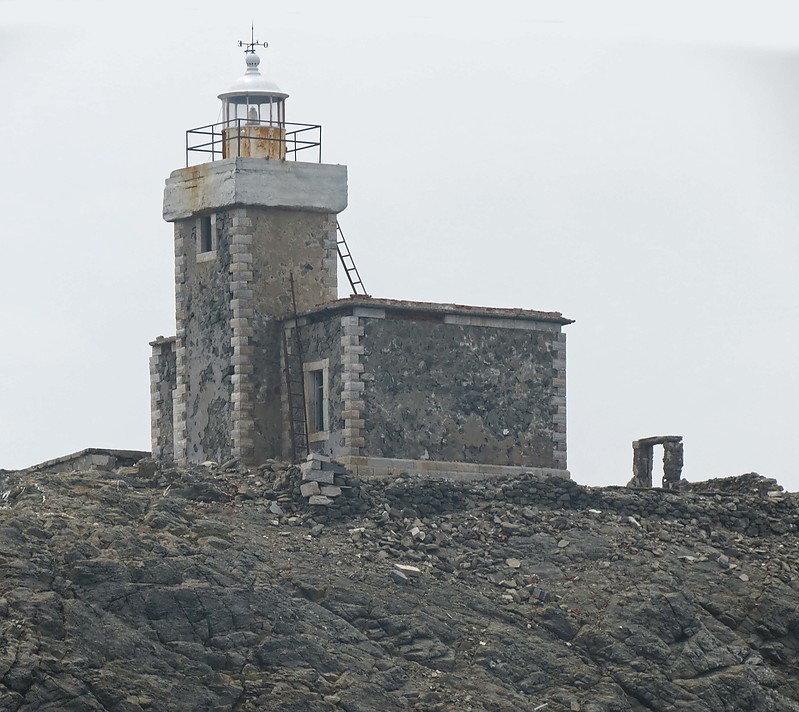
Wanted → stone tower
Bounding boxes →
[150,39,347,466]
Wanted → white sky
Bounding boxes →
[1,1,797,489]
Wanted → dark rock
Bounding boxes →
[1,467,799,711]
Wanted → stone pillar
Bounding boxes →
[552,332,568,470]
[340,315,366,456]
[630,441,654,488]
[149,337,176,461]
[662,440,684,489]
[172,226,189,465]
[229,210,256,464]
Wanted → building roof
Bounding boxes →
[295,297,574,325]
[218,51,289,102]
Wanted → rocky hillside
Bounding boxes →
[1,460,799,711]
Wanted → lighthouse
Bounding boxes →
[150,36,570,481]
[217,37,288,160]
[151,36,347,466]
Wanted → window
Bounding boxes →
[197,214,217,259]
[303,358,329,440]
[309,370,325,432]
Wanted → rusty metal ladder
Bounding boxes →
[282,273,309,462]
[336,220,368,296]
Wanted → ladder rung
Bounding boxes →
[336,219,367,296]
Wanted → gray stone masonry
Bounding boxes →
[340,314,365,457]
[281,315,343,460]
[288,298,572,474]
[229,211,255,463]
[662,441,684,489]
[179,213,234,464]
[172,227,189,464]
[300,452,350,506]
[148,336,176,461]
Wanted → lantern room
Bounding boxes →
[218,43,289,160]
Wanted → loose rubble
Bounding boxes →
[300,452,352,506]
[1,459,798,711]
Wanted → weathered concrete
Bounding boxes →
[163,158,347,221]
[297,297,571,326]
[222,125,286,160]
[338,455,570,481]
[629,435,684,489]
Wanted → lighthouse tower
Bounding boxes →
[150,38,347,466]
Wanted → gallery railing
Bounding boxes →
[185,120,322,166]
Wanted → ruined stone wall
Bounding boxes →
[360,315,566,468]
[149,337,176,461]
[177,213,234,463]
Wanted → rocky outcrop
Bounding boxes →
[1,460,798,711]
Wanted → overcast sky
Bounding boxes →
[1,1,797,489]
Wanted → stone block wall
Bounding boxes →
[248,207,338,317]
[249,315,283,463]
[227,210,257,464]
[149,336,176,461]
[340,314,366,458]
[280,315,344,460]
[357,312,566,469]
[226,206,339,465]
[629,436,684,489]
[287,304,569,471]
[173,213,235,464]
[245,206,338,463]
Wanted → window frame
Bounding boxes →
[197,213,217,261]
[303,358,329,442]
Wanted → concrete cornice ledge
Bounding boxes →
[163,158,348,221]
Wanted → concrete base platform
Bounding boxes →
[337,455,570,482]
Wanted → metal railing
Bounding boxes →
[185,119,322,166]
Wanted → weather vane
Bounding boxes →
[239,24,267,54]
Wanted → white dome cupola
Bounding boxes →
[219,32,288,160]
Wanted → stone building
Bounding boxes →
[150,41,572,480]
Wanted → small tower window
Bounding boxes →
[197,214,217,260]
[309,370,325,432]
